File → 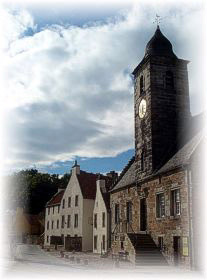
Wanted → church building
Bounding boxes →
[110,25,204,269]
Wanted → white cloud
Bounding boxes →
[1,0,205,172]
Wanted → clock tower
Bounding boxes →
[133,26,191,179]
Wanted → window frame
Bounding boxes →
[115,204,120,224]
[102,212,105,228]
[94,235,98,250]
[67,215,71,228]
[140,75,144,95]
[171,189,181,217]
[74,214,78,228]
[94,213,97,229]
[156,193,165,218]
[75,195,79,207]
[68,197,71,208]
[61,215,65,229]
[126,201,132,223]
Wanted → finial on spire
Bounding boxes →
[153,14,161,27]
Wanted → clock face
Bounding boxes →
[138,99,147,119]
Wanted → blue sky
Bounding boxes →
[2,0,206,175]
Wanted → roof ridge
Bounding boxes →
[111,156,135,188]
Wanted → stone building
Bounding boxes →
[110,26,205,268]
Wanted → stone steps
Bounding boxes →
[127,233,168,266]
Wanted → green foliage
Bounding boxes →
[5,169,70,215]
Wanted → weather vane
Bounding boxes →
[153,14,161,27]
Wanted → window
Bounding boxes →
[140,75,144,95]
[166,71,174,88]
[52,221,54,229]
[48,208,50,215]
[62,199,65,209]
[115,204,119,224]
[57,220,59,229]
[102,212,105,228]
[171,189,181,216]
[102,235,105,251]
[47,221,49,230]
[61,216,65,228]
[58,205,60,213]
[75,195,79,207]
[74,214,78,228]
[94,213,97,229]
[127,201,132,223]
[67,215,71,228]
[156,193,165,218]
[47,236,49,243]
[68,197,71,208]
[94,236,97,250]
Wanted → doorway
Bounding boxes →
[140,198,147,231]
[173,236,181,265]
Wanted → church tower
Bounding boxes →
[133,26,191,178]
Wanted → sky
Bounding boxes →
[1,0,206,175]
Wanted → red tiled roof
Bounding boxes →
[46,190,65,206]
[77,171,113,200]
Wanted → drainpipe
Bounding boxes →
[186,167,193,269]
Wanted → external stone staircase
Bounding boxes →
[128,233,168,266]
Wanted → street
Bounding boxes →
[0,244,201,280]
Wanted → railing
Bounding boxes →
[112,220,135,235]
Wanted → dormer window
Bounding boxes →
[140,75,144,95]
[166,71,174,89]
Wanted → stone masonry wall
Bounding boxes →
[111,169,191,268]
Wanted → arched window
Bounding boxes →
[166,71,174,88]
[140,75,144,95]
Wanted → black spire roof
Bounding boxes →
[144,25,176,58]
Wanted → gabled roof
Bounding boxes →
[77,171,98,199]
[111,157,136,192]
[156,129,205,175]
[46,190,65,207]
[77,171,113,200]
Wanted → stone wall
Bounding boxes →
[111,168,191,268]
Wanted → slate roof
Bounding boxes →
[111,129,205,193]
[111,157,136,192]
[46,190,65,206]
[156,129,204,175]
